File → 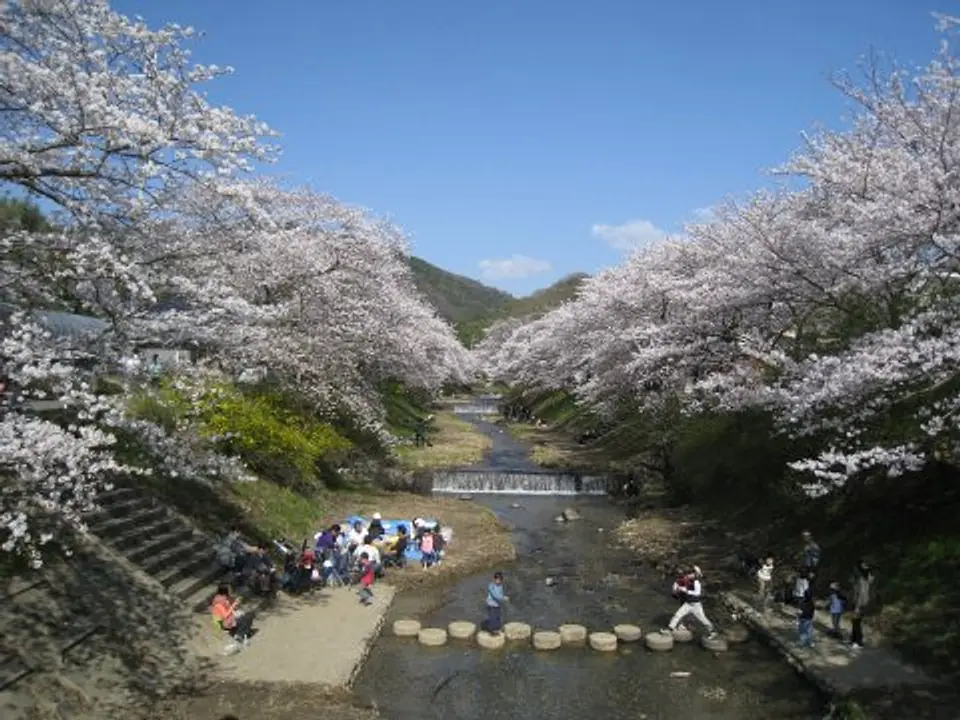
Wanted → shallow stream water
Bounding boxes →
[353,412,825,720]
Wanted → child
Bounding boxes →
[481,571,508,634]
[357,552,374,606]
[419,529,435,569]
[797,588,815,648]
[828,581,846,637]
[757,556,774,610]
[793,566,810,605]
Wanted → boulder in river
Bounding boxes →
[459,494,473,501]
[554,515,566,523]
[562,508,581,521]
[544,576,557,586]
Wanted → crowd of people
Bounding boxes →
[742,530,876,651]
[209,514,455,645]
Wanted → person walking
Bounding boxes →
[661,566,718,638]
[481,571,508,635]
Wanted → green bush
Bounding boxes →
[128,381,353,490]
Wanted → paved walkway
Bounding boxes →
[720,591,933,696]
[192,585,396,688]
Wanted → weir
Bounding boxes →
[432,469,613,495]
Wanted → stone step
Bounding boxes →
[0,651,34,693]
[86,505,168,538]
[140,536,210,578]
[170,563,230,609]
[125,526,197,566]
[88,495,158,522]
[95,486,140,507]
[107,514,182,553]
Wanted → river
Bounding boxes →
[352,406,825,719]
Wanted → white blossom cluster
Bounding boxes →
[477,15,960,496]
[0,1,471,563]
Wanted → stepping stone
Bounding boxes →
[393,619,421,637]
[417,628,448,647]
[723,624,749,643]
[477,630,505,649]
[533,631,562,650]
[504,622,532,641]
[559,624,587,644]
[672,627,694,642]
[646,631,674,651]
[589,631,618,652]
[702,634,729,652]
[613,623,643,642]
[448,621,476,640]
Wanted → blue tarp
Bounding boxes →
[344,515,436,561]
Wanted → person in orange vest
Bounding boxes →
[211,585,254,643]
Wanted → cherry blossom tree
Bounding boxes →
[480,16,960,495]
[0,1,469,564]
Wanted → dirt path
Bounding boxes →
[190,586,396,687]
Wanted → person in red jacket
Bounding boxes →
[358,551,375,606]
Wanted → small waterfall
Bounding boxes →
[433,470,611,496]
[451,403,500,415]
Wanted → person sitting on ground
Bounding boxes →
[481,571,508,635]
[211,584,254,644]
[353,535,382,577]
[661,566,718,639]
[346,520,366,554]
[243,544,277,595]
[314,524,340,558]
[367,513,385,541]
[419,527,436,569]
[383,525,409,568]
[357,552,375,606]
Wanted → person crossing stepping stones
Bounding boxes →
[661,565,719,640]
[480,571,509,635]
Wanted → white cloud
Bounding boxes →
[591,219,667,251]
[478,255,552,280]
[691,206,716,222]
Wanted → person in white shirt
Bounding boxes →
[662,566,718,638]
[757,556,774,610]
[346,521,366,550]
[353,537,382,575]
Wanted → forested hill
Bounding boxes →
[407,256,513,323]
[408,257,587,345]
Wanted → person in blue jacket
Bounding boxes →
[481,571,509,634]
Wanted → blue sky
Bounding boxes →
[115,0,941,295]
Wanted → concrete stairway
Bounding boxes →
[84,486,229,613]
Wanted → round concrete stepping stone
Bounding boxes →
[504,622,532,641]
[417,627,448,647]
[476,630,506,649]
[723,624,749,643]
[559,624,587,644]
[393,619,421,637]
[645,631,674,651]
[702,634,729,652]
[613,623,643,642]
[448,621,477,640]
[589,631,618,652]
[533,630,562,650]
[672,627,694,643]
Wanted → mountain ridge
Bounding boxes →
[407,256,587,345]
